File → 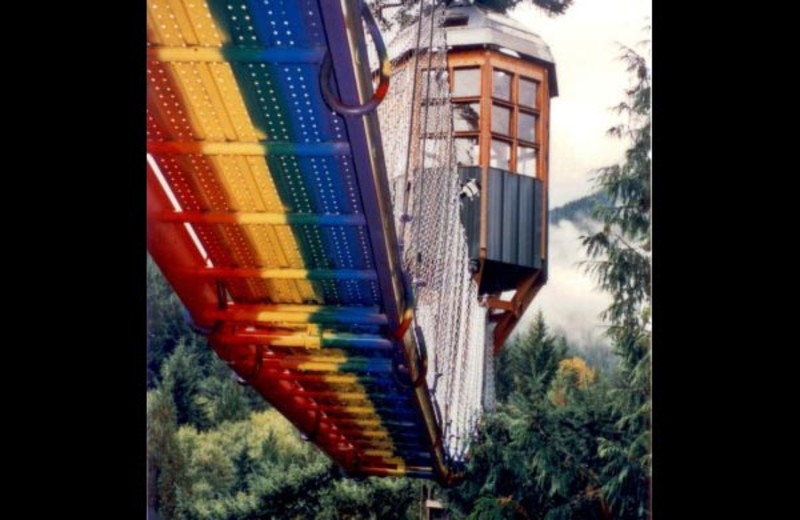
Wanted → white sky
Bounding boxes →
[508,0,651,348]
[509,0,652,207]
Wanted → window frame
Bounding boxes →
[448,59,545,177]
[451,65,483,166]
[488,68,542,177]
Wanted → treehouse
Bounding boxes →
[446,4,557,352]
[384,3,557,352]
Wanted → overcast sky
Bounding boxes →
[508,0,651,347]
[509,0,651,207]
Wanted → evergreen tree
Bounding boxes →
[448,315,615,519]
[147,255,193,387]
[581,40,651,519]
[161,340,208,429]
[148,388,185,519]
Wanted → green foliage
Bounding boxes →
[149,410,420,520]
[370,0,573,32]
[147,255,193,387]
[473,0,573,16]
[316,478,420,520]
[580,50,652,513]
[148,388,185,518]
[582,44,651,327]
[147,253,422,519]
[161,340,208,428]
[447,40,651,520]
[581,42,651,520]
[448,315,614,520]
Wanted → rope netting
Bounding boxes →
[367,3,495,463]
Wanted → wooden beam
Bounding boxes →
[486,298,516,313]
[493,271,543,353]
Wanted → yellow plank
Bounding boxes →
[182,0,226,45]
[147,0,186,47]
[166,0,199,45]
[196,63,238,139]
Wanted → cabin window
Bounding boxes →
[519,77,538,109]
[449,58,544,177]
[453,67,481,97]
[492,69,512,101]
[518,112,537,143]
[490,139,511,170]
[517,146,537,177]
[453,103,481,132]
[491,104,511,136]
[455,137,480,166]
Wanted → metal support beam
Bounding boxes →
[211,330,393,350]
[204,304,388,325]
[152,210,366,227]
[147,46,326,63]
[147,140,351,156]
[191,267,377,280]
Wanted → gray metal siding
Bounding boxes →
[458,167,542,270]
[532,178,543,269]
[518,175,535,267]
[501,172,519,263]
[487,170,504,258]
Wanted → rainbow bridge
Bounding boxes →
[147,0,451,480]
[147,0,556,483]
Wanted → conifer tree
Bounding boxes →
[581,40,651,520]
[147,388,184,519]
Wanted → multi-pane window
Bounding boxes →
[452,67,481,97]
[453,103,481,132]
[517,146,537,177]
[490,69,540,177]
[490,139,511,170]
[455,137,480,166]
[491,104,511,135]
[492,69,512,101]
[518,112,536,143]
[519,78,538,109]
[450,64,542,175]
[452,66,482,166]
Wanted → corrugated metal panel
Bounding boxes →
[541,187,548,281]
[487,168,542,269]
[532,178,543,270]
[487,168,504,257]
[501,172,519,263]
[518,175,535,267]
[458,167,543,271]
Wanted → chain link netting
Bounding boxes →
[368,3,495,463]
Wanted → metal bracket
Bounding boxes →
[319,1,390,116]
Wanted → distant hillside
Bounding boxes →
[549,192,609,227]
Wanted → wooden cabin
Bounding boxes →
[444,4,558,352]
[384,3,557,353]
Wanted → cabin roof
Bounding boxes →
[387,4,558,96]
